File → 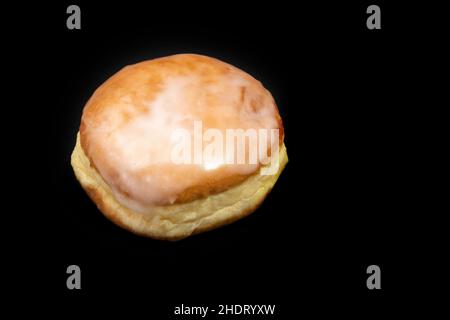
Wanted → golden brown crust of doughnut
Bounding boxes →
[79,54,284,204]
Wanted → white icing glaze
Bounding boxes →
[83,56,282,209]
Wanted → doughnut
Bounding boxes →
[71,54,288,240]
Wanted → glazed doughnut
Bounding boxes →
[71,54,288,240]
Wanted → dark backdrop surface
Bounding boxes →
[19,0,427,317]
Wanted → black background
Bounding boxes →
[11,0,441,317]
